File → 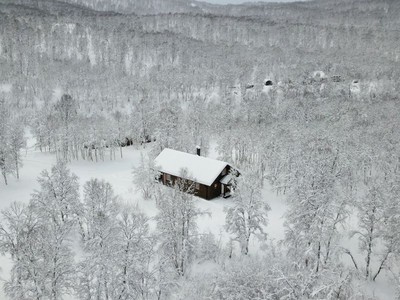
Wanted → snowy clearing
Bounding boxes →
[0,135,288,299]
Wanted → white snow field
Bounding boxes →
[0,134,396,299]
[0,134,285,299]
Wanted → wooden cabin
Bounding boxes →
[154,148,238,200]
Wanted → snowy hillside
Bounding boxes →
[57,0,206,14]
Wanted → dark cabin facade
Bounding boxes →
[155,148,237,200]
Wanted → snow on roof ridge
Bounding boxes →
[154,148,228,186]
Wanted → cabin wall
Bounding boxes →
[206,182,222,200]
[159,165,235,200]
[160,172,210,200]
[197,183,209,199]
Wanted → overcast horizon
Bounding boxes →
[203,0,305,4]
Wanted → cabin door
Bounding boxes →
[221,184,225,197]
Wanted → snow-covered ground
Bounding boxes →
[0,134,286,299]
[0,134,396,299]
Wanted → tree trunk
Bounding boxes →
[244,232,250,255]
[372,250,390,281]
[15,159,19,179]
[366,207,375,280]
[316,241,321,273]
[365,233,373,279]
[2,169,7,185]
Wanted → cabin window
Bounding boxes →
[195,183,200,190]
[221,168,227,176]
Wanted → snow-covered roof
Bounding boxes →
[154,148,228,186]
[220,174,233,185]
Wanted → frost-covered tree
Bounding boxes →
[0,202,46,299]
[133,153,159,200]
[350,172,400,281]
[77,179,120,299]
[8,117,26,179]
[351,179,386,280]
[195,232,222,264]
[155,170,205,276]
[0,163,81,300]
[33,101,58,153]
[273,261,357,300]
[225,171,269,255]
[0,99,26,184]
[131,94,156,145]
[0,97,13,185]
[283,136,351,273]
[54,94,78,162]
[30,162,81,299]
[179,96,210,155]
[112,110,130,158]
[113,208,154,300]
[79,178,119,241]
[77,180,156,300]
[152,101,188,154]
[32,162,81,225]
[211,256,280,300]
[178,254,357,300]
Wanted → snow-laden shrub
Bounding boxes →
[195,232,222,263]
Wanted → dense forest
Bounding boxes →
[1,0,400,299]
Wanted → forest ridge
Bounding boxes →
[1,0,400,299]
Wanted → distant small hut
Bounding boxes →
[154,148,239,200]
[332,75,343,82]
[350,79,361,96]
[312,71,327,82]
[265,80,273,86]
